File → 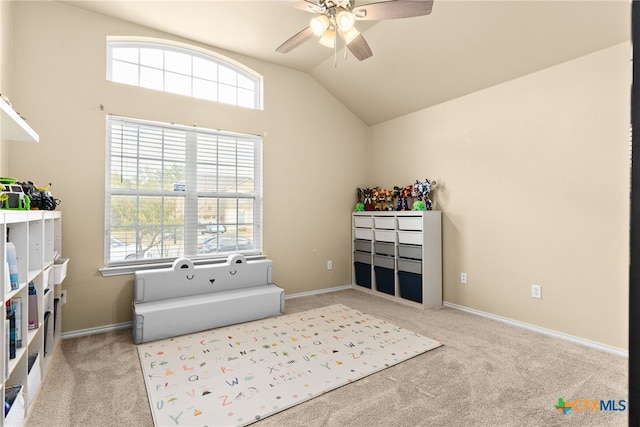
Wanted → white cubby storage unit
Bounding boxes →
[352,211,442,308]
[1,211,65,426]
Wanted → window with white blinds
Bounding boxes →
[107,39,263,110]
[105,115,262,266]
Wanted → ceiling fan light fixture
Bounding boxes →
[319,29,336,48]
[310,15,330,37]
[336,9,355,32]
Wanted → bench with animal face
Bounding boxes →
[133,254,284,344]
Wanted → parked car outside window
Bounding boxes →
[198,222,226,234]
[198,234,252,254]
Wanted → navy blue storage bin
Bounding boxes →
[374,266,395,296]
[354,262,372,288]
[398,271,422,303]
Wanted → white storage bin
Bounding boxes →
[398,231,422,245]
[353,216,373,228]
[5,385,25,427]
[397,216,423,231]
[27,353,41,408]
[373,217,395,230]
[52,258,69,285]
[354,228,374,240]
[42,266,52,291]
[374,229,396,242]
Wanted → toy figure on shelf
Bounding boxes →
[375,189,394,211]
[394,185,413,211]
[372,188,381,210]
[363,188,376,211]
[383,190,393,211]
[355,188,365,212]
[412,178,437,210]
[384,189,395,211]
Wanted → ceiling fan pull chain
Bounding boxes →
[334,32,338,68]
[343,34,348,61]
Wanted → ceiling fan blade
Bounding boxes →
[353,0,434,20]
[347,34,373,61]
[276,27,315,53]
[283,0,323,14]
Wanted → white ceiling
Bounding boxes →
[62,0,630,125]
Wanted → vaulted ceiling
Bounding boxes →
[62,0,630,126]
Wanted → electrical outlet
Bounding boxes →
[460,272,467,284]
[531,284,542,299]
[327,260,333,270]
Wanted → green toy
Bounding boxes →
[355,188,365,211]
[0,178,30,210]
[412,200,426,210]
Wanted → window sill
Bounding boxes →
[99,253,265,277]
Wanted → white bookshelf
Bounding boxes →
[1,211,65,425]
[0,98,64,425]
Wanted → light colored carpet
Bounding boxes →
[26,289,628,426]
[137,304,441,426]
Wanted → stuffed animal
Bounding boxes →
[413,199,426,210]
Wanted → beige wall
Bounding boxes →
[370,43,630,350]
[5,2,630,351]
[8,1,368,332]
[0,0,14,173]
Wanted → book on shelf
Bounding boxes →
[6,300,15,359]
[6,241,18,290]
[28,282,38,330]
[4,261,10,294]
[13,297,22,348]
[4,319,8,379]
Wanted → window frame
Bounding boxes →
[106,37,263,110]
[102,114,263,275]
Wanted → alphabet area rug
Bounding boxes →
[137,303,442,426]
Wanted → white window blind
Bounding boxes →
[105,115,262,266]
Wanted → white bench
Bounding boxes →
[132,254,284,344]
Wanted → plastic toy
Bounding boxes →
[0,177,30,210]
[394,185,413,211]
[363,188,375,211]
[355,188,365,212]
[374,188,394,211]
[412,178,437,210]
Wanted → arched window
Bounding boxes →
[107,38,263,110]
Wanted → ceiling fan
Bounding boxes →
[276,0,434,61]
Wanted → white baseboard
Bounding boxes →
[62,321,133,340]
[443,301,628,358]
[285,284,353,300]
